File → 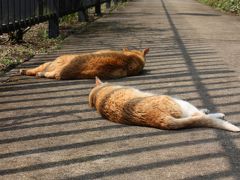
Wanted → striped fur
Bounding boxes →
[89,78,240,132]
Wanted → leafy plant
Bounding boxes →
[37,28,48,39]
[60,13,78,24]
[199,0,240,14]
[0,57,21,71]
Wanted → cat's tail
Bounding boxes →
[169,115,240,132]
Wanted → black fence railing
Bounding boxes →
[0,0,124,38]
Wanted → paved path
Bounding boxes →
[1,0,240,179]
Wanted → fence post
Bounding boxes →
[78,10,88,22]
[48,0,59,38]
[95,0,101,16]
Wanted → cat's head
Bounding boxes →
[122,48,150,58]
[95,76,104,86]
[122,48,150,75]
[89,77,107,108]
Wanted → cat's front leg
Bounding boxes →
[200,109,210,114]
[36,71,56,79]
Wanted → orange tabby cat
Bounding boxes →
[89,77,240,132]
[19,48,149,80]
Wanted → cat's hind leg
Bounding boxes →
[172,98,202,117]
[36,71,56,79]
[208,113,225,120]
[20,62,51,76]
[199,109,225,119]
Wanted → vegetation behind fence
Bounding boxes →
[0,0,122,38]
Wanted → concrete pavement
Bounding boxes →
[0,0,240,179]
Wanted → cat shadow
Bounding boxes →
[140,69,150,76]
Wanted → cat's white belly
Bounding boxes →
[173,98,200,118]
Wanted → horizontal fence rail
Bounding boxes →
[0,0,124,38]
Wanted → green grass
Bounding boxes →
[0,57,21,72]
[198,0,240,15]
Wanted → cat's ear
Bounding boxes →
[122,48,129,51]
[95,76,103,86]
[143,48,150,56]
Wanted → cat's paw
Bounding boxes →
[36,72,45,78]
[208,113,225,120]
[19,69,26,75]
[216,113,225,119]
[200,109,210,114]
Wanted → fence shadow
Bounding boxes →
[0,0,239,179]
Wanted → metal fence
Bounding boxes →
[0,0,122,38]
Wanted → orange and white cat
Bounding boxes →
[89,77,240,132]
[19,48,149,80]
